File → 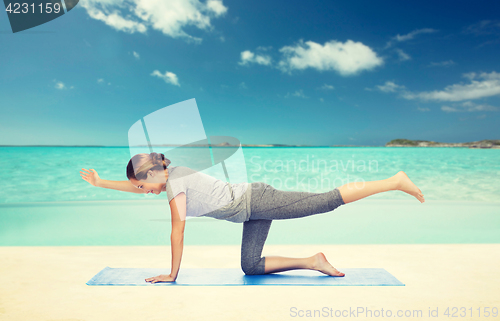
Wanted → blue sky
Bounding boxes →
[1,0,499,146]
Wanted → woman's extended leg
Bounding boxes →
[241,171,425,276]
[248,171,423,221]
[337,171,425,204]
[248,182,345,221]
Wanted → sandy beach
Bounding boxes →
[1,244,499,321]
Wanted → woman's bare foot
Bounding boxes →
[311,252,345,277]
[393,171,425,203]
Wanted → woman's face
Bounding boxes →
[129,169,168,195]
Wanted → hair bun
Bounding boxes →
[150,152,170,169]
[150,152,161,165]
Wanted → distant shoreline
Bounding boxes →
[1,139,499,148]
[384,139,500,149]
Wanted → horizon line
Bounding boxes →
[1,139,498,148]
[0,144,380,147]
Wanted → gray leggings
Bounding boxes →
[240,182,345,275]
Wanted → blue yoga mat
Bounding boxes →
[87,267,404,286]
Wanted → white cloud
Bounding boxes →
[55,81,66,89]
[441,106,456,112]
[319,84,335,90]
[396,49,411,61]
[376,81,405,93]
[133,51,140,59]
[278,39,383,76]
[395,28,437,42]
[374,73,500,113]
[239,82,247,89]
[463,21,500,47]
[256,45,273,51]
[463,20,500,35]
[385,28,438,48]
[417,107,430,112]
[97,78,110,85]
[462,72,477,80]
[402,71,500,101]
[206,0,227,15]
[151,70,180,86]
[319,98,324,102]
[238,50,272,66]
[428,60,455,67]
[79,0,228,43]
[284,89,308,98]
[441,101,498,113]
[81,2,147,34]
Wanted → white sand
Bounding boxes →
[1,244,499,321]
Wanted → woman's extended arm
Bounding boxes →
[169,193,186,279]
[97,179,145,193]
[80,168,145,194]
[145,192,186,284]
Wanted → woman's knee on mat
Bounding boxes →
[241,256,266,275]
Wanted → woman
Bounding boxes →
[80,152,425,284]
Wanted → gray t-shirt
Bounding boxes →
[165,166,252,223]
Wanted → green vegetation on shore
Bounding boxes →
[385,139,500,148]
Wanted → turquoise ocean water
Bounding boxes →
[1,146,499,245]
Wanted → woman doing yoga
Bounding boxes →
[80,152,425,284]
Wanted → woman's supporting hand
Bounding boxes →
[145,274,176,284]
[80,168,101,187]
